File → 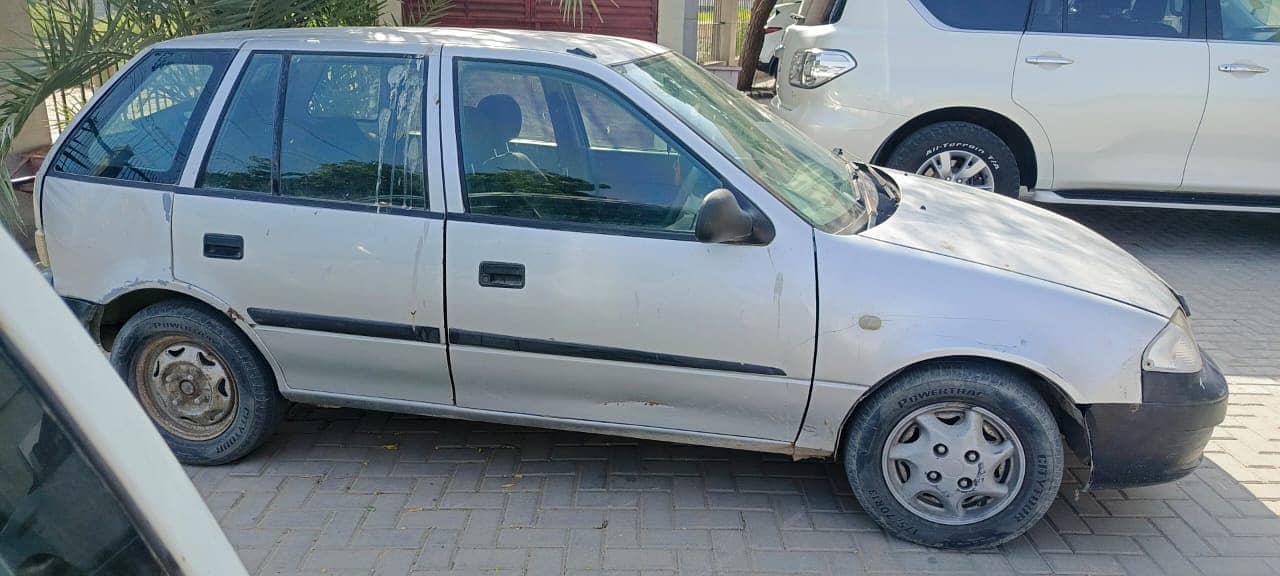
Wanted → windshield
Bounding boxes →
[615,52,865,233]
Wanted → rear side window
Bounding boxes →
[918,0,1033,31]
[200,52,427,209]
[51,50,233,184]
[1032,0,1191,37]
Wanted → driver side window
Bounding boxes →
[1220,0,1280,41]
[455,59,721,233]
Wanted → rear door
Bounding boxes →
[439,47,817,442]
[1180,0,1280,196]
[173,43,453,405]
[1014,0,1209,191]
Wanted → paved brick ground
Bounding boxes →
[187,206,1280,575]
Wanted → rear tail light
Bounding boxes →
[788,48,856,88]
[764,26,783,34]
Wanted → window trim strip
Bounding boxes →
[248,307,442,344]
[41,173,445,219]
[448,211,699,241]
[448,329,787,376]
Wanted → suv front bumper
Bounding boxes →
[1082,350,1228,489]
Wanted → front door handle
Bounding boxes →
[203,233,243,260]
[1025,55,1074,66]
[1218,63,1269,74]
[478,261,525,289]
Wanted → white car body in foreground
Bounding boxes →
[772,0,1280,209]
[0,231,245,575]
[34,27,1226,549]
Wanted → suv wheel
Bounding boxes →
[842,362,1062,549]
[110,300,285,465]
[886,121,1021,198]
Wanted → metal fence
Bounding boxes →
[47,65,118,139]
[696,0,754,66]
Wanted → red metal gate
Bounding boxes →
[404,0,659,42]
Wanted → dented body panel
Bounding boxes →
[40,177,176,304]
[796,220,1169,455]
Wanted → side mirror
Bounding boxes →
[694,189,773,244]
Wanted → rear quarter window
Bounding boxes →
[50,50,233,184]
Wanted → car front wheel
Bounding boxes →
[843,362,1063,549]
[886,121,1021,198]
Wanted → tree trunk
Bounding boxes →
[736,0,778,91]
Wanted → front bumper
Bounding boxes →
[1082,350,1229,489]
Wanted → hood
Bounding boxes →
[863,171,1180,317]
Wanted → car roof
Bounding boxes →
[153,27,668,65]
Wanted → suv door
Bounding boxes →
[1014,0,1209,192]
[1180,0,1280,196]
[439,47,817,442]
[173,44,453,404]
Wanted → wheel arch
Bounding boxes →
[816,355,1088,465]
[96,284,286,390]
[872,107,1040,190]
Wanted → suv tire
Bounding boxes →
[887,121,1021,198]
[843,362,1062,549]
[111,300,285,465]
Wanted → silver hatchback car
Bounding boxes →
[34,27,1226,549]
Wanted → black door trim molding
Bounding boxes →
[448,329,786,376]
[248,308,441,344]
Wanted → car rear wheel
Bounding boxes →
[842,362,1062,549]
[886,121,1021,198]
[111,300,285,465]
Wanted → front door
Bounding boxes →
[1181,0,1280,195]
[1014,0,1209,191]
[173,46,452,404]
[439,47,816,442]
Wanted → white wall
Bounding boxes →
[657,0,698,59]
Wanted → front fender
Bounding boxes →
[796,233,1166,456]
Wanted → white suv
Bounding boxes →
[772,0,1280,208]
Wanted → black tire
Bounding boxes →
[110,300,284,465]
[843,362,1063,550]
[885,121,1022,198]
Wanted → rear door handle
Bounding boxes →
[1025,55,1074,66]
[203,233,243,260]
[478,261,525,289]
[1218,63,1269,74]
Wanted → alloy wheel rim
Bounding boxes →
[880,402,1025,526]
[917,150,995,191]
[133,335,237,441]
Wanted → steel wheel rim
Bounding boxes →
[880,402,1025,526]
[917,150,995,191]
[133,335,237,441]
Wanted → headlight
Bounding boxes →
[1143,309,1203,373]
[789,48,856,88]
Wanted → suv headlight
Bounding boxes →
[789,48,856,88]
[1143,309,1203,373]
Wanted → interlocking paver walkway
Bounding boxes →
[189,206,1280,575]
